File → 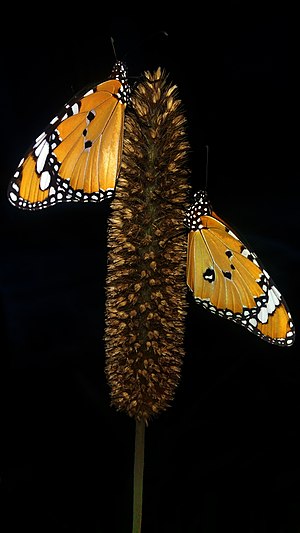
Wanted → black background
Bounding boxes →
[3,5,300,532]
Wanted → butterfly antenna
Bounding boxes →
[205,144,209,192]
[110,36,118,61]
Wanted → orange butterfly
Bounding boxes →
[8,61,131,210]
[184,190,295,347]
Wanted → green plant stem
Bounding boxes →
[132,419,145,533]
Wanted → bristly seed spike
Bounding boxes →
[104,68,191,422]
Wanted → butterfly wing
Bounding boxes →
[8,63,130,210]
[186,211,295,347]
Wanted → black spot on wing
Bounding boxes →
[84,140,92,149]
[203,267,215,283]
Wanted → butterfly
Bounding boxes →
[8,61,131,210]
[184,190,295,347]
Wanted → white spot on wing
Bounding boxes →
[10,192,18,202]
[249,317,258,327]
[257,306,268,324]
[40,171,51,191]
[272,285,281,300]
[34,131,47,147]
[269,287,280,309]
[228,229,239,240]
[34,138,46,157]
[71,103,79,114]
[36,141,50,173]
[241,247,250,257]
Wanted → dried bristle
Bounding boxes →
[104,68,191,422]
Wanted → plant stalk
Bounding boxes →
[132,420,145,533]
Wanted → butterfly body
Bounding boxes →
[184,190,295,347]
[8,61,130,210]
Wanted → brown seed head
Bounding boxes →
[105,68,191,422]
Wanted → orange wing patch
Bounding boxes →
[185,191,295,347]
[17,154,49,205]
[8,62,130,210]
